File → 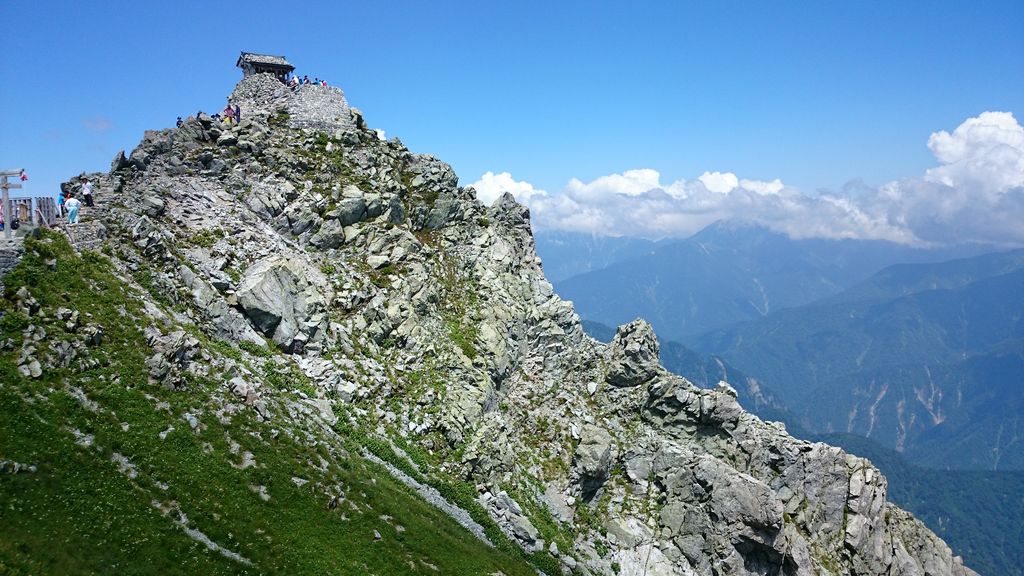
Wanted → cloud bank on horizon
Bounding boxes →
[470,112,1024,246]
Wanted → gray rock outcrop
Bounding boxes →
[236,257,328,352]
[46,70,980,576]
[606,319,661,387]
[573,424,616,501]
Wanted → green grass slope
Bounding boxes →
[0,231,537,575]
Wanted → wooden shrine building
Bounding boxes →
[236,52,295,81]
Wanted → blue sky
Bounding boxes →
[2,1,1022,242]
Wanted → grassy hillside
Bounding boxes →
[0,231,539,575]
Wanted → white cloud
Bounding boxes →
[924,111,1024,193]
[696,171,785,196]
[494,168,833,239]
[698,171,738,194]
[474,111,1024,246]
[469,171,547,205]
[740,178,785,195]
[566,169,662,199]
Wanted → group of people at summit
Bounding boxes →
[285,73,327,88]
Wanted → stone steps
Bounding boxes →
[59,221,107,252]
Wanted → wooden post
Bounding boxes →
[1,170,25,239]
[1,175,7,239]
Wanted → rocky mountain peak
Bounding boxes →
[1,73,978,575]
[606,318,661,387]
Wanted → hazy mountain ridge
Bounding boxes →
[550,221,994,342]
[533,231,659,283]
[823,248,1024,305]
[695,257,1024,471]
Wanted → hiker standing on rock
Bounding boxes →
[222,103,235,125]
[81,178,94,208]
[234,104,241,124]
[65,194,81,224]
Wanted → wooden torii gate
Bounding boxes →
[1,169,24,239]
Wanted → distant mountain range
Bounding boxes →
[694,249,1024,470]
[533,231,657,283]
[550,221,994,342]
[548,223,1024,471]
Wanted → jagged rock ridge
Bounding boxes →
[18,73,978,575]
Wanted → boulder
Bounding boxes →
[309,219,346,249]
[111,150,129,172]
[573,424,616,500]
[330,197,367,227]
[606,319,660,387]
[236,257,328,352]
[489,192,531,231]
[385,195,405,224]
[141,195,166,217]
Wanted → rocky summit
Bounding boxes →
[0,73,978,575]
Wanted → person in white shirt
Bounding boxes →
[81,178,94,207]
[65,195,82,224]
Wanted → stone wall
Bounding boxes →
[228,73,357,133]
[0,238,25,293]
[284,84,357,132]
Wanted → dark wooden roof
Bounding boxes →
[236,52,294,70]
